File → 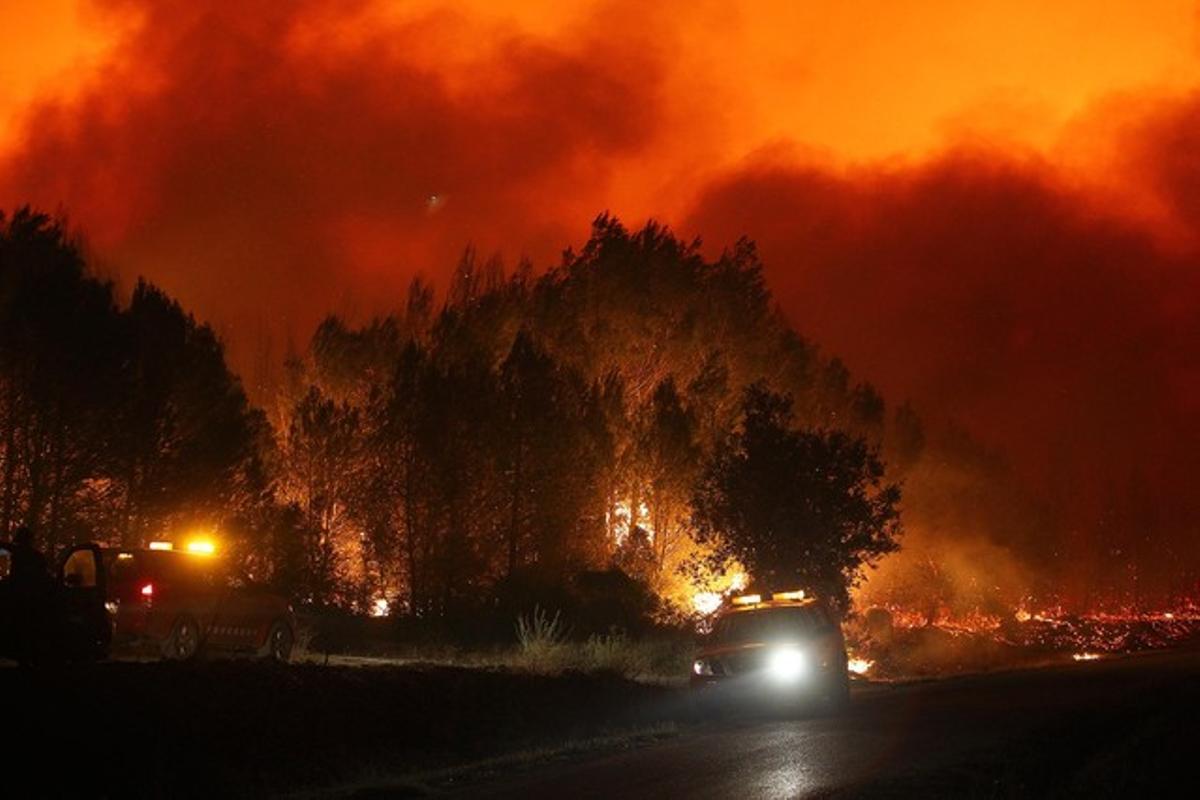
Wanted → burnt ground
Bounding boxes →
[0,660,686,798]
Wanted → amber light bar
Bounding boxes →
[731,589,808,606]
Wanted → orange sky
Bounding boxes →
[5,1,1199,164]
[2,1,1200,546]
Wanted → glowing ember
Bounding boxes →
[1014,608,1032,623]
[847,657,873,675]
[1072,652,1102,661]
[370,598,390,617]
[692,591,723,615]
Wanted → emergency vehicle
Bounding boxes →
[690,590,851,713]
[1,539,295,663]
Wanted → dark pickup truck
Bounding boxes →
[0,541,295,664]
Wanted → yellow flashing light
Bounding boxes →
[148,541,173,551]
[732,589,808,607]
[185,539,216,556]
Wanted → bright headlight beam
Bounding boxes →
[766,646,807,682]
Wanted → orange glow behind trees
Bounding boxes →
[3,2,1200,619]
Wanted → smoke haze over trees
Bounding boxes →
[2,209,906,620]
[270,216,904,615]
[4,205,1190,626]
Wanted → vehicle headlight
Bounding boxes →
[766,646,807,682]
[693,658,714,676]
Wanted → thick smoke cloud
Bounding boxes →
[0,0,670,374]
[686,125,1200,589]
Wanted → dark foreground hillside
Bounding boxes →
[1,661,683,798]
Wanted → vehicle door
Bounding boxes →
[169,557,227,645]
[59,544,111,659]
[206,567,260,651]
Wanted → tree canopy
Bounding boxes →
[692,383,902,612]
[269,214,902,616]
[0,208,968,624]
[0,208,266,556]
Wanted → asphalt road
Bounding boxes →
[443,650,1200,799]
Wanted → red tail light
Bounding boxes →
[140,582,154,598]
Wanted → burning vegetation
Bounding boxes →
[2,206,1198,665]
[267,214,901,621]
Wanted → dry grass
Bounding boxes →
[510,625,693,681]
[291,608,696,681]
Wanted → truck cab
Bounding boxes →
[691,590,850,714]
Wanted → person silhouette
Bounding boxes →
[10,526,49,587]
[7,526,52,663]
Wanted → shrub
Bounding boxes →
[582,630,632,673]
[514,606,570,671]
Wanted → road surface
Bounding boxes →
[439,650,1200,798]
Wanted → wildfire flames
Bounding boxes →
[852,601,1200,678]
[691,592,723,616]
[847,658,873,676]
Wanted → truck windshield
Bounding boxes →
[712,606,829,644]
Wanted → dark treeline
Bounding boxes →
[0,208,267,556]
[270,215,902,617]
[1,208,904,622]
[10,205,1162,628]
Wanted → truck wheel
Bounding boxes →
[266,620,293,663]
[163,615,200,661]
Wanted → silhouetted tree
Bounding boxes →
[117,280,264,544]
[279,386,362,605]
[0,208,265,558]
[693,383,902,612]
[0,208,124,550]
[635,378,700,574]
